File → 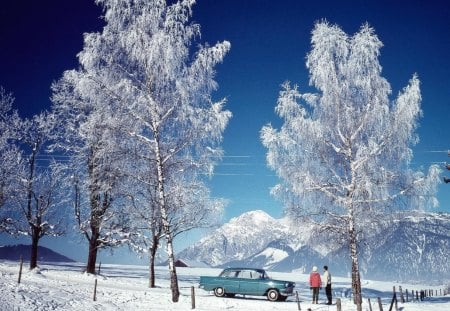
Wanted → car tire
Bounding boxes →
[214,287,225,297]
[267,289,279,302]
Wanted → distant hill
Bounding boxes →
[0,244,75,262]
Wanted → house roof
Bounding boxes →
[175,259,210,268]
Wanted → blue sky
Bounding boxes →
[1,0,449,263]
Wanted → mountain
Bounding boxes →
[178,210,298,267]
[177,210,450,283]
[178,210,312,267]
[362,213,450,282]
[0,244,75,262]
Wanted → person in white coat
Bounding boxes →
[323,265,332,305]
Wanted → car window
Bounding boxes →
[237,270,261,279]
[238,270,251,279]
[219,270,236,278]
[252,271,262,279]
[220,269,267,279]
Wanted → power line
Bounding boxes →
[421,150,449,153]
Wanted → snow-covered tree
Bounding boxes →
[1,90,67,268]
[52,1,230,298]
[51,72,135,274]
[261,21,440,310]
[0,88,21,220]
[92,0,230,301]
[6,111,67,269]
[126,170,224,288]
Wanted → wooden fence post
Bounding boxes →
[191,286,195,309]
[295,291,301,310]
[97,262,101,275]
[377,297,383,311]
[388,294,396,311]
[406,289,409,302]
[336,298,341,311]
[388,286,397,311]
[18,255,23,284]
[368,298,373,311]
[93,279,98,301]
[399,286,404,303]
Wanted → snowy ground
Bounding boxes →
[1,261,449,311]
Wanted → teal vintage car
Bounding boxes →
[199,267,295,301]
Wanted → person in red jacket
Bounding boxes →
[309,266,322,304]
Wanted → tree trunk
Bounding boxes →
[166,233,180,302]
[349,217,362,311]
[29,225,40,270]
[27,147,38,270]
[154,129,180,302]
[149,234,159,288]
[86,148,102,275]
[0,181,6,208]
[86,229,100,274]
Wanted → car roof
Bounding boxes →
[223,267,265,273]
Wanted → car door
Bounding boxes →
[222,269,240,294]
[237,269,263,295]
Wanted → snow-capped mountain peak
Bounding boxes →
[179,210,293,266]
[177,210,450,282]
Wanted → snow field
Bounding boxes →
[1,261,449,310]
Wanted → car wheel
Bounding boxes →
[214,287,225,297]
[267,289,279,302]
